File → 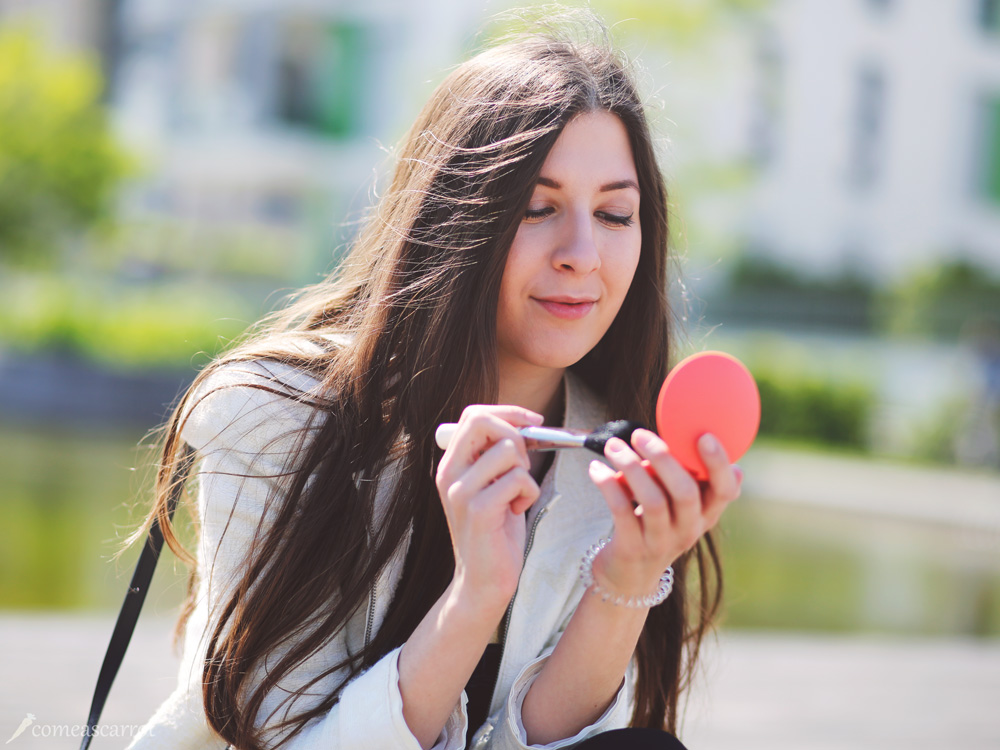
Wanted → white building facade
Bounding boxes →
[741,0,1000,279]
[105,0,486,279]
[8,0,1000,282]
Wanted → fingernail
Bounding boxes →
[589,459,613,478]
[632,429,653,449]
[606,437,627,454]
[733,465,744,483]
[700,433,718,453]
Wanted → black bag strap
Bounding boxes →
[80,444,195,750]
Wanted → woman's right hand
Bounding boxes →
[435,404,545,612]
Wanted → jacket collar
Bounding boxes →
[542,369,615,533]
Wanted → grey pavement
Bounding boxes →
[1,613,998,750]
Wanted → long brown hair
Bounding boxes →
[131,15,723,749]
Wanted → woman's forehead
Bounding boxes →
[534,112,639,191]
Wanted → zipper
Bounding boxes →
[484,505,548,724]
[364,581,377,648]
[364,509,377,648]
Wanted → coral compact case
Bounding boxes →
[651,350,761,481]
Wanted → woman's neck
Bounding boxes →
[497,365,565,427]
[498,364,566,483]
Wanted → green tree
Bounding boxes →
[0,26,132,266]
[882,258,1000,338]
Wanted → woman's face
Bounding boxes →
[496,110,642,380]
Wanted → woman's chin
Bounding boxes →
[523,347,597,372]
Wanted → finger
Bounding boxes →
[695,466,740,494]
[447,437,529,507]
[604,437,670,542]
[510,483,540,515]
[588,459,643,546]
[441,409,533,477]
[484,404,546,425]
[629,429,702,542]
[702,475,743,534]
[469,465,539,522]
[697,433,739,520]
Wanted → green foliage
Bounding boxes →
[92,218,309,281]
[754,368,874,449]
[728,251,874,296]
[589,0,770,42]
[720,254,1000,339]
[881,258,1000,339]
[910,391,1000,468]
[684,332,877,451]
[713,251,878,330]
[708,252,1000,339]
[478,0,771,53]
[0,26,133,265]
[0,274,253,368]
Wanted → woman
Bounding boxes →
[126,17,740,750]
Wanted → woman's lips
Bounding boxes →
[533,297,596,320]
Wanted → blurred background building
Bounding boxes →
[6,0,1000,280]
[1,0,483,280]
[745,0,1000,279]
[108,0,485,280]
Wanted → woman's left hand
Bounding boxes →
[587,428,743,599]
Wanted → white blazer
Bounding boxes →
[126,356,634,750]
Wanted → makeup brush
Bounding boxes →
[434,420,645,455]
[434,351,763,481]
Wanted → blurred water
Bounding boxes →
[2,419,998,637]
[0,421,190,612]
[726,446,1000,637]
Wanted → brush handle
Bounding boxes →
[434,423,459,450]
[434,423,587,452]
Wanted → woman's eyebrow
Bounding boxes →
[536,176,640,193]
[599,179,640,193]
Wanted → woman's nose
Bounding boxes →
[552,212,601,274]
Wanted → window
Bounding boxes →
[173,14,261,132]
[973,94,1000,204]
[979,0,1000,32]
[276,18,368,138]
[748,28,783,168]
[849,64,886,189]
[865,0,893,13]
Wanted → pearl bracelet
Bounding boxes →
[579,537,675,608]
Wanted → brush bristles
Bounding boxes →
[583,420,646,455]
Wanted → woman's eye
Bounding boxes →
[523,207,554,221]
[598,211,635,227]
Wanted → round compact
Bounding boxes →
[654,350,761,480]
